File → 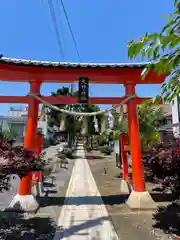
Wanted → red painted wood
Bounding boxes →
[120,134,129,181]
[33,134,43,183]
[0,96,30,103]
[0,95,152,105]
[19,81,41,196]
[126,83,145,192]
[0,63,167,83]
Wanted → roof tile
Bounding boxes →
[0,57,149,69]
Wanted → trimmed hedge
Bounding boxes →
[143,141,180,193]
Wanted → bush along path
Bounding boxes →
[143,141,180,194]
[143,141,180,239]
[0,138,47,211]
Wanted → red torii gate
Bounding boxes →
[0,57,167,211]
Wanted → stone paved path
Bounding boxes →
[54,144,119,240]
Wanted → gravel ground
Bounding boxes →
[0,175,19,211]
[86,150,171,240]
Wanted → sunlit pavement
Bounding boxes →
[53,144,119,240]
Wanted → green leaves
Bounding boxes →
[138,101,164,149]
[153,95,162,104]
[127,1,180,102]
[127,41,145,59]
[111,111,128,133]
[127,33,160,60]
[174,0,180,7]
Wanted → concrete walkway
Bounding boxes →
[54,144,119,240]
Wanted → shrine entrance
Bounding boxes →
[0,57,167,211]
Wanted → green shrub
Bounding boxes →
[99,146,113,155]
[112,130,121,140]
[63,148,73,158]
[56,152,66,160]
[86,146,92,152]
[94,135,108,146]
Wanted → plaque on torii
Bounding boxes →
[78,77,89,104]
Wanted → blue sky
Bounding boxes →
[0,0,174,115]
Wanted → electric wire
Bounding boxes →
[40,0,55,43]
[59,0,81,62]
[54,0,73,93]
[42,0,92,105]
[55,0,66,53]
[47,0,65,59]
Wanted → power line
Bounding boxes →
[59,0,81,62]
[55,0,66,52]
[55,0,75,94]
[40,0,55,40]
[47,0,65,60]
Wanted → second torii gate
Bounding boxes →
[0,57,167,211]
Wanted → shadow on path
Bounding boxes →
[153,202,180,237]
[39,194,128,208]
[85,155,105,160]
[151,192,179,202]
[54,216,109,239]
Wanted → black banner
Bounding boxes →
[78,77,89,103]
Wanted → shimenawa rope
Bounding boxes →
[28,92,136,117]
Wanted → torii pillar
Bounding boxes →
[125,83,157,209]
[9,80,41,212]
[120,133,131,193]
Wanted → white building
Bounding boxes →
[0,106,50,141]
[172,96,180,138]
[8,106,28,118]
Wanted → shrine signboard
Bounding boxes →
[78,77,89,103]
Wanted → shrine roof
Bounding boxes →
[0,57,148,69]
[0,57,167,84]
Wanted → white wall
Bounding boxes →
[172,96,180,138]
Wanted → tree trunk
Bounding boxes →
[68,132,72,148]
[90,135,93,148]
